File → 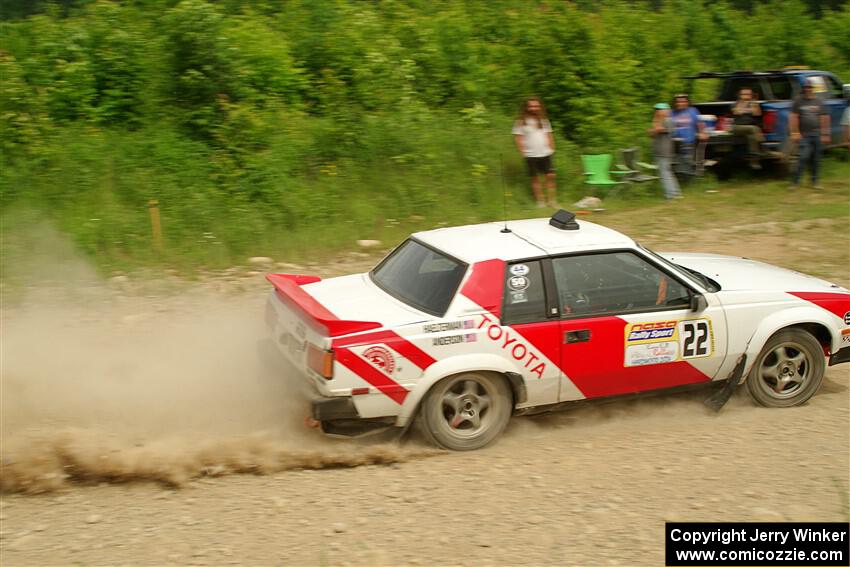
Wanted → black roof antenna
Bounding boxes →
[499,153,511,233]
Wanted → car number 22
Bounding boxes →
[680,319,713,358]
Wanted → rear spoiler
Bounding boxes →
[267,274,382,337]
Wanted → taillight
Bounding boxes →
[307,344,334,379]
[762,109,776,133]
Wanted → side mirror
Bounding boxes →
[844,84,850,99]
[690,292,707,312]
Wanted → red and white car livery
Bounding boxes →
[265,211,850,450]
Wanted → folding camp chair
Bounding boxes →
[581,154,627,195]
[614,148,659,184]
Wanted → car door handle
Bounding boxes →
[564,329,591,344]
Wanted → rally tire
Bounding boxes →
[417,372,512,451]
[746,329,825,408]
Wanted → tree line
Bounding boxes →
[1,0,848,268]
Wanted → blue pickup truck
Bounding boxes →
[684,68,849,175]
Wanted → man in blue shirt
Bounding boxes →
[672,93,706,145]
[670,93,707,178]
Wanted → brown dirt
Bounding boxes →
[0,216,848,566]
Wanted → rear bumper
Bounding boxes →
[829,346,850,366]
[259,337,350,412]
[258,336,393,436]
[312,396,360,421]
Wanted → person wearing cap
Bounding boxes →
[648,103,682,200]
[671,93,708,177]
[731,87,763,169]
[790,78,831,189]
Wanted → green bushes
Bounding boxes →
[1,0,848,272]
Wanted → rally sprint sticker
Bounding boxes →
[624,318,714,367]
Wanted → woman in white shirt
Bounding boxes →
[513,97,558,208]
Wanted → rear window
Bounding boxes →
[370,239,467,316]
[719,78,764,101]
[766,77,793,100]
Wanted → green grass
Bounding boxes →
[2,117,848,281]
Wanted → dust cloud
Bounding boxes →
[1,224,428,494]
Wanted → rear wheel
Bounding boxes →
[746,330,825,408]
[417,372,512,451]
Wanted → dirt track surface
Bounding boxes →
[1,214,849,566]
[1,376,849,567]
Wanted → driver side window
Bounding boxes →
[552,252,691,318]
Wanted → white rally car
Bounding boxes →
[265,210,850,450]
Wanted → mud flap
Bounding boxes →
[704,354,747,412]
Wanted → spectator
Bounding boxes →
[731,87,764,169]
[513,97,557,208]
[671,93,708,176]
[790,78,831,189]
[648,103,682,200]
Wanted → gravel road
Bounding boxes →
[1,372,847,566]
[1,215,848,567]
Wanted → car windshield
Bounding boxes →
[639,245,721,292]
[370,239,468,317]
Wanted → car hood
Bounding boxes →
[660,252,846,293]
[304,273,430,328]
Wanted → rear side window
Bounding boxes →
[370,239,467,316]
[502,260,546,324]
[766,77,793,100]
[823,75,843,98]
[720,78,764,101]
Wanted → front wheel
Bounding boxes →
[746,330,825,408]
[417,372,512,451]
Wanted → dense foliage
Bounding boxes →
[2,0,848,269]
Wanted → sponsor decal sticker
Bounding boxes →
[627,320,677,342]
[842,328,850,344]
[844,311,850,326]
[508,276,529,291]
[509,291,528,304]
[509,264,530,276]
[624,318,714,366]
[626,341,678,366]
[477,313,546,378]
[363,345,396,374]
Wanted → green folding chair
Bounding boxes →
[581,154,628,195]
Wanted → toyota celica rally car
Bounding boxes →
[265,210,850,450]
